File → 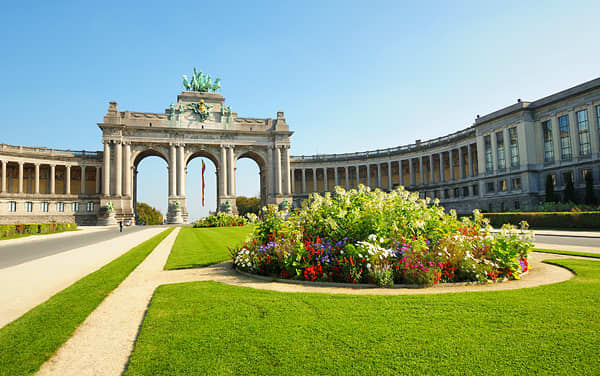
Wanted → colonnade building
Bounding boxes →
[289,78,600,213]
[0,77,599,225]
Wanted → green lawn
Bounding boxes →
[533,248,600,259]
[164,225,253,270]
[126,258,600,375]
[0,228,174,376]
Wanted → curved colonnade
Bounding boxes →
[1,78,600,224]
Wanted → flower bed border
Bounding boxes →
[235,267,525,289]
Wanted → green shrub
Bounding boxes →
[194,213,247,228]
[484,212,600,228]
[0,222,77,239]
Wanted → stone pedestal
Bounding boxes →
[97,209,117,226]
[167,208,183,224]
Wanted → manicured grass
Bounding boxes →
[0,228,80,241]
[0,227,174,376]
[533,248,600,259]
[164,225,253,270]
[126,259,600,375]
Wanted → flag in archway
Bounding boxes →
[201,160,206,206]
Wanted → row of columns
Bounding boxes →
[103,140,133,197]
[0,160,100,195]
[293,144,476,194]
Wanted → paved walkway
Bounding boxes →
[0,226,165,329]
[36,232,596,376]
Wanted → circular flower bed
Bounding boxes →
[232,186,533,287]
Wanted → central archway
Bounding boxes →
[185,147,220,221]
[235,149,267,209]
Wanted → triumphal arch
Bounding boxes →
[99,70,293,224]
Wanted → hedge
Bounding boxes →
[484,212,600,229]
[0,223,77,239]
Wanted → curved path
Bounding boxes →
[37,230,592,376]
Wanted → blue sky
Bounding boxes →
[1,1,599,220]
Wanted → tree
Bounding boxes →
[545,175,555,203]
[563,173,576,203]
[136,202,164,225]
[236,196,260,217]
[584,171,596,205]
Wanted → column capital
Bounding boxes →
[18,160,24,166]
[34,162,40,167]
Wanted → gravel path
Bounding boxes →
[36,235,592,375]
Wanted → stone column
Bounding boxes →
[355,166,360,187]
[1,160,6,193]
[345,167,349,189]
[467,144,473,177]
[301,168,306,193]
[366,165,371,187]
[275,146,282,195]
[34,163,40,194]
[490,135,498,172]
[18,161,23,193]
[103,141,111,196]
[114,141,122,196]
[177,144,185,196]
[429,155,434,184]
[219,145,227,196]
[50,164,56,194]
[123,142,131,196]
[96,167,101,194]
[409,158,415,186]
[459,147,465,179]
[588,104,599,154]
[282,146,291,195]
[399,160,404,186]
[439,152,445,182]
[388,161,392,190]
[334,167,339,188]
[449,149,455,180]
[312,168,317,192]
[324,167,328,192]
[227,146,235,197]
[80,165,86,194]
[419,157,424,185]
[377,164,382,188]
[568,111,580,157]
[65,165,71,194]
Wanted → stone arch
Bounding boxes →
[235,147,268,207]
[131,146,170,221]
[183,145,221,220]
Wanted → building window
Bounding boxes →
[25,201,33,212]
[512,177,522,190]
[583,169,592,181]
[508,127,519,167]
[496,132,506,170]
[462,186,469,197]
[500,202,505,212]
[484,135,493,172]
[549,174,557,186]
[514,200,520,210]
[453,187,460,198]
[576,110,591,156]
[41,202,49,212]
[488,203,493,212]
[9,201,17,212]
[472,184,479,196]
[72,202,80,212]
[558,114,571,160]
[499,180,508,192]
[562,171,574,186]
[486,182,495,193]
[57,202,64,212]
[434,190,440,199]
[87,202,95,212]
[444,189,450,199]
[542,120,554,162]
